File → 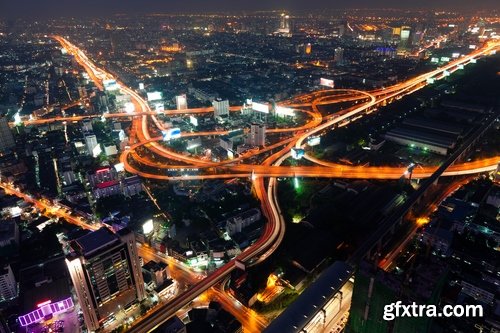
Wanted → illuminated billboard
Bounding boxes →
[320,78,334,88]
[443,70,450,76]
[307,137,321,146]
[18,298,74,327]
[252,102,269,113]
[114,163,125,172]
[143,219,154,234]
[124,102,135,113]
[189,115,198,127]
[426,78,435,84]
[451,52,460,58]
[440,57,450,62]
[430,57,439,63]
[275,106,295,117]
[162,128,181,141]
[291,148,305,160]
[469,44,476,49]
[103,79,119,91]
[147,91,163,101]
[139,83,145,90]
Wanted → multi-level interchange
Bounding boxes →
[0,24,499,333]
[37,36,499,332]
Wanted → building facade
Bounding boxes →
[248,123,266,146]
[66,228,145,331]
[0,117,15,153]
[0,264,17,303]
[213,99,230,118]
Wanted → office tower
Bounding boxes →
[0,264,17,302]
[110,31,129,57]
[213,98,230,118]
[0,117,15,153]
[176,94,188,110]
[400,26,411,45]
[66,228,145,331]
[277,13,291,34]
[249,123,266,146]
[334,47,345,64]
[84,134,100,157]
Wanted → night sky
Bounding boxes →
[1,0,499,18]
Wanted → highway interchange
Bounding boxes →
[9,36,500,332]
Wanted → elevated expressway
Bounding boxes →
[51,36,500,332]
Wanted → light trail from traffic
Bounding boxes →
[49,35,500,332]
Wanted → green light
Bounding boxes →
[294,177,300,190]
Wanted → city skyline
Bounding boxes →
[2,0,500,18]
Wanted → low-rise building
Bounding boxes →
[225,208,261,236]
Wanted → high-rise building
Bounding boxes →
[334,47,345,64]
[276,13,291,35]
[248,123,266,146]
[66,228,145,331]
[213,98,230,118]
[0,264,17,303]
[400,26,411,44]
[110,31,129,57]
[176,94,188,110]
[84,134,100,157]
[0,117,15,153]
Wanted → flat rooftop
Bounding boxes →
[385,126,457,148]
[73,227,119,256]
[263,261,353,333]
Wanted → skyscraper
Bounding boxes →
[276,13,291,35]
[213,98,230,118]
[334,47,345,64]
[248,123,266,146]
[66,228,145,331]
[0,116,15,153]
[0,264,17,303]
[399,26,412,49]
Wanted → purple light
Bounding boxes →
[18,297,74,327]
